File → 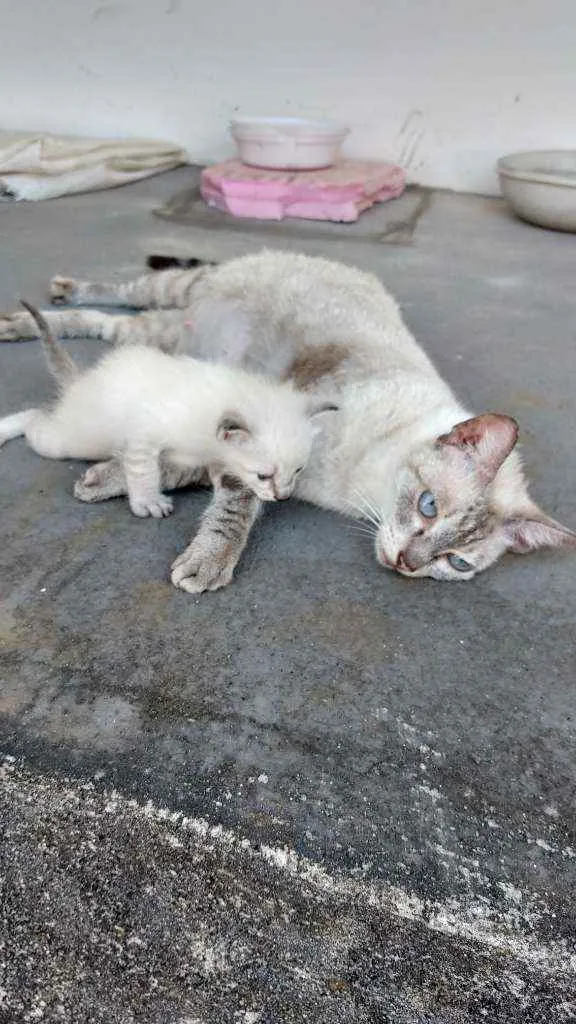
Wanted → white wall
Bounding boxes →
[2,0,575,194]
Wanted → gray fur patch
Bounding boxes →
[283,344,350,392]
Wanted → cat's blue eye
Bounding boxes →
[418,490,437,519]
[447,553,473,573]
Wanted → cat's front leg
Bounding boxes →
[0,307,125,344]
[123,444,174,519]
[171,473,261,594]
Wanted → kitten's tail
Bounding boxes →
[19,300,78,388]
[146,254,217,271]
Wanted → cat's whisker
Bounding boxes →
[349,487,382,528]
[345,493,372,521]
[347,523,377,537]
[345,518,378,537]
[358,512,380,529]
[351,485,381,520]
[349,508,380,529]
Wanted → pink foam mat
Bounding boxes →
[200,159,406,222]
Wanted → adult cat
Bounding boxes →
[0,250,573,593]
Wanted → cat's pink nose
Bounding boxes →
[396,551,414,572]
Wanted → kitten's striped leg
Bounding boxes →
[49,266,209,310]
[171,474,261,594]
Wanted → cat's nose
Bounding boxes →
[396,551,414,572]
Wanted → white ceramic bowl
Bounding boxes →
[497,150,576,232]
[230,116,349,170]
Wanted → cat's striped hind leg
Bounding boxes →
[49,266,209,310]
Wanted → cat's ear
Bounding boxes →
[502,505,576,553]
[217,414,251,445]
[437,413,519,484]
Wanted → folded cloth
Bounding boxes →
[0,131,186,201]
[201,158,406,222]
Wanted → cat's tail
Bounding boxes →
[0,409,36,448]
[146,254,217,271]
[19,300,78,388]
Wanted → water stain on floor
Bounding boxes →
[269,598,401,667]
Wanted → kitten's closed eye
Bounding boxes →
[257,472,273,481]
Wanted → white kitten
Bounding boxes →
[0,303,335,517]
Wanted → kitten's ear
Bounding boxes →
[502,505,576,553]
[305,399,339,437]
[306,399,339,420]
[437,413,519,484]
[216,414,251,445]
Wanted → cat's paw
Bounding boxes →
[171,536,236,594]
[0,312,36,341]
[49,276,78,305]
[130,494,174,519]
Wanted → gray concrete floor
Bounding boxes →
[0,169,575,1023]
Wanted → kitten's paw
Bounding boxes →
[171,537,236,594]
[0,312,36,341]
[49,276,78,305]
[130,494,174,519]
